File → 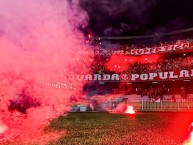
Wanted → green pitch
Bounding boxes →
[47,112,193,145]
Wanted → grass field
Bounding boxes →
[46,112,193,145]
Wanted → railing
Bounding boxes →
[131,99,193,112]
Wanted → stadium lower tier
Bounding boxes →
[84,80,193,96]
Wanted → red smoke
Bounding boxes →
[0,0,92,143]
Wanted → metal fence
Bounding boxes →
[131,100,193,112]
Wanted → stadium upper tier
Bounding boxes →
[84,39,192,74]
[84,38,193,56]
[90,52,193,74]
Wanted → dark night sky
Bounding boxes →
[80,0,193,40]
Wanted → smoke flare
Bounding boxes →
[125,105,135,114]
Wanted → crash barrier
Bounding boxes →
[132,99,193,111]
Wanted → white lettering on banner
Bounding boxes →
[140,74,148,80]
[130,43,190,55]
[103,74,111,80]
[179,70,190,78]
[85,74,93,80]
[111,74,119,80]
[130,49,136,55]
[169,71,178,79]
[94,74,101,80]
[68,69,193,82]
[131,74,139,81]
[158,72,168,79]
[159,47,166,52]
[149,73,157,80]
[82,43,191,56]
[191,70,193,76]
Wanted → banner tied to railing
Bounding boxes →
[68,69,193,82]
[130,42,191,55]
[82,42,193,56]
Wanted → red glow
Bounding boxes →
[0,119,8,134]
[139,54,161,64]
[125,105,135,114]
[105,54,138,72]
[105,54,161,72]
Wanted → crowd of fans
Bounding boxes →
[84,38,193,76]
[91,54,193,74]
[87,39,193,101]
[88,38,193,74]
[137,85,168,100]
[136,85,188,102]
[118,38,193,50]
[128,55,193,74]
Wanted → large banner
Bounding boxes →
[68,69,193,82]
[81,42,193,56]
[130,42,192,55]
